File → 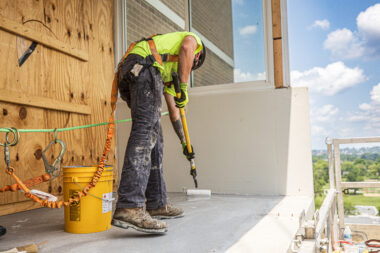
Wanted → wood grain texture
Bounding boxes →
[0,0,116,214]
[0,90,91,114]
[0,14,88,61]
[271,0,283,88]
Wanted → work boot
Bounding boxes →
[0,226,6,237]
[147,204,184,220]
[111,207,167,234]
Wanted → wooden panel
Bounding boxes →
[271,0,282,39]
[0,14,88,61]
[273,39,283,88]
[271,0,283,88]
[341,182,380,188]
[0,90,91,115]
[347,224,380,241]
[0,0,116,214]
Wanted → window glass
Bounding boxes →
[190,0,266,86]
[232,0,266,82]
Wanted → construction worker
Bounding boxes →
[112,32,206,234]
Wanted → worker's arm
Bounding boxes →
[165,92,185,142]
[178,35,198,83]
[165,35,198,127]
[164,92,195,160]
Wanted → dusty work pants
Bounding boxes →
[116,54,167,209]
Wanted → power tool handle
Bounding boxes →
[172,72,181,94]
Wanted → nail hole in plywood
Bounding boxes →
[16,153,19,161]
[34,149,42,160]
[58,186,62,193]
[67,29,71,37]
[3,109,8,116]
[19,107,27,120]
[71,156,74,162]
[48,186,52,193]
[52,3,56,11]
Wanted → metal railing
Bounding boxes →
[295,136,380,253]
[330,137,380,230]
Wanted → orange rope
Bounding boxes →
[0,174,50,192]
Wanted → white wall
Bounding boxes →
[116,83,314,196]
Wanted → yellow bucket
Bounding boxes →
[63,166,113,234]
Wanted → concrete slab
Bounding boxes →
[0,193,311,253]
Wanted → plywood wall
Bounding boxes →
[0,0,115,215]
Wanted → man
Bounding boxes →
[112,32,206,234]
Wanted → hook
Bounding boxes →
[42,139,66,178]
[0,128,20,147]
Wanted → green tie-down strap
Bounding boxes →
[0,112,169,145]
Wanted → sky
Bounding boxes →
[232,0,380,150]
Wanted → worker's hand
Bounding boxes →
[174,83,188,108]
[182,143,195,161]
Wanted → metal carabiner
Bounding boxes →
[42,139,66,178]
[3,143,12,172]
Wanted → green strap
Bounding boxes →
[0,112,169,133]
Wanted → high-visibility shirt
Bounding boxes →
[129,31,203,83]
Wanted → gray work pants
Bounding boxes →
[116,54,167,209]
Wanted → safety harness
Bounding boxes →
[127,34,179,86]
[0,34,178,208]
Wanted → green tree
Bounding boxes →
[313,160,329,195]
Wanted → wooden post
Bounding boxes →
[271,0,284,88]
[334,142,345,232]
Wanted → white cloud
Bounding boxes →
[312,104,339,122]
[310,19,330,30]
[324,4,380,59]
[323,28,365,59]
[239,25,257,36]
[346,114,370,122]
[357,4,380,41]
[347,83,380,133]
[311,125,327,136]
[370,83,380,104]
[359,103,372,111]
[291,61,366,96]
[234,69,265,82]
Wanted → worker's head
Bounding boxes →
[192,41,206,70]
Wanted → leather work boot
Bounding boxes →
[111,207,167,234]
[147,204,184,220]
[0,225,6,237]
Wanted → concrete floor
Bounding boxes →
[0,193,285,253]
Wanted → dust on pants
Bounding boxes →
[117,56,167,209]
